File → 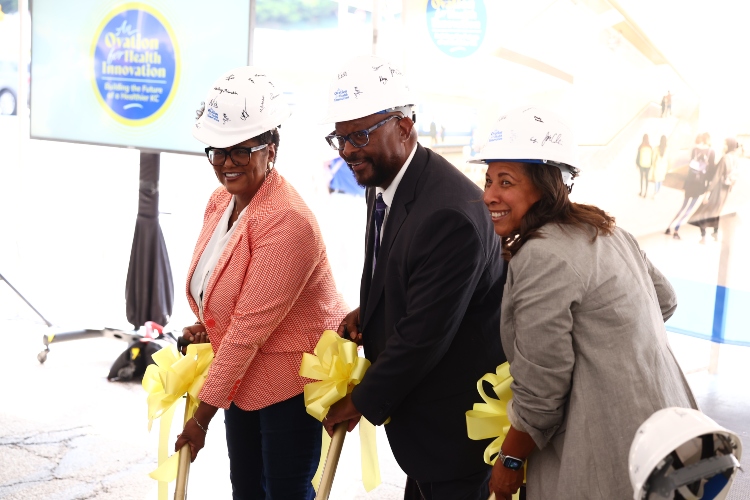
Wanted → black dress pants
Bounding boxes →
[224,393,321,500]
[403,469,491,500]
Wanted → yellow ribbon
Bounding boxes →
[142,343,214,499]
[299,330,381,492]
[466,362,524,500]
[466,362,514,465]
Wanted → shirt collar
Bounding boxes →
[376,143,418,207]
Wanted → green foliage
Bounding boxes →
[0,0,18,15]
[256,0,337,29]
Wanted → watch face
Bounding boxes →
[503,457,524,470]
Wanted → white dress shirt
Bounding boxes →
[189,196,247,320]
[375,143,418,243]
[371,143,418,275]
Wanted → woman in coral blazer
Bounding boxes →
[175,67,348,500]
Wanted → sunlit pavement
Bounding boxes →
[2,113,750,499]
[0,314,406,499]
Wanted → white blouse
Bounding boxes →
[189,196,246,321]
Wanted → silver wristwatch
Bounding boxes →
[497,451,525,470]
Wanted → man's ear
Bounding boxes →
[398,116,415,142]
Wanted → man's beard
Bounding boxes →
[347,151,402,188]
[350,161,391,188]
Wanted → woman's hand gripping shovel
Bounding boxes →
[143,338,214,500]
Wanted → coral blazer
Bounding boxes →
[186,170,348,411]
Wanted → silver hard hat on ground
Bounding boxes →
[629,407,742,500]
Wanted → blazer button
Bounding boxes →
[205,318,215,328]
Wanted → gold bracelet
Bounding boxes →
[193,416,208,433]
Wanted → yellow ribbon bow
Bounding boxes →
[142,343,214,500]
[299,330,382,492]
[466,362,524,500]
[466,362,514,465]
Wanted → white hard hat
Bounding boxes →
[629,408,742,500]
[321,55,415,124]
[470,106,579,190]
[193,66,291,148]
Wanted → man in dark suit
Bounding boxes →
[322,55,506,500]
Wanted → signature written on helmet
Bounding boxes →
[334,88,349,102]
[541,132,563,147]
[214,87,238,95]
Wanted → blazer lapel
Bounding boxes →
[185,194,229,316]
[201,170,280,309]
[361,144,429,330]
[202,218,244,305]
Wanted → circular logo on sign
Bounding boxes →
[426,0,487,58]
[91,3,180,125]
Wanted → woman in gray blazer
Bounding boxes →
[472,107,698,500]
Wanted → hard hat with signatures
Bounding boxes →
[321,55,415,124]
[471,106,579,191]
[193,66,291,148]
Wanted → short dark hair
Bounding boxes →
[255,127,281,156]
[503,163,616,260]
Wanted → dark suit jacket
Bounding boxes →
[350,144,506,482]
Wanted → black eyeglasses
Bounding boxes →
[205,144,268,167]
[325,115,402,151]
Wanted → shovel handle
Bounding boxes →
[174,400,193,500]
[173,442,191,499]
[315,421,348,500]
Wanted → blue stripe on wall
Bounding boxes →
[666,277,750,347]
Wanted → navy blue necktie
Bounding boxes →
[373,193,388,269]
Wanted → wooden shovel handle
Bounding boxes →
[315,421,348,500]
[174,401,193,500]
[173,442,191,499]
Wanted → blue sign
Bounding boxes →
[426,0,487,58]
[92,4,180,125]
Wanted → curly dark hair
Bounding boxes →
[255,127,281,157]
[502,163,616,260]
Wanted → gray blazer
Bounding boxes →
[501,223,697,499]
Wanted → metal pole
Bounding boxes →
[18,0,29,144]
[708,212,737,374]
[372,0,379,56]
[248,0,256,65]
[0,273,52,326]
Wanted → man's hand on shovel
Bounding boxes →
[323,394,362,436]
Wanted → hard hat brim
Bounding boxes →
[193,109,291,148]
